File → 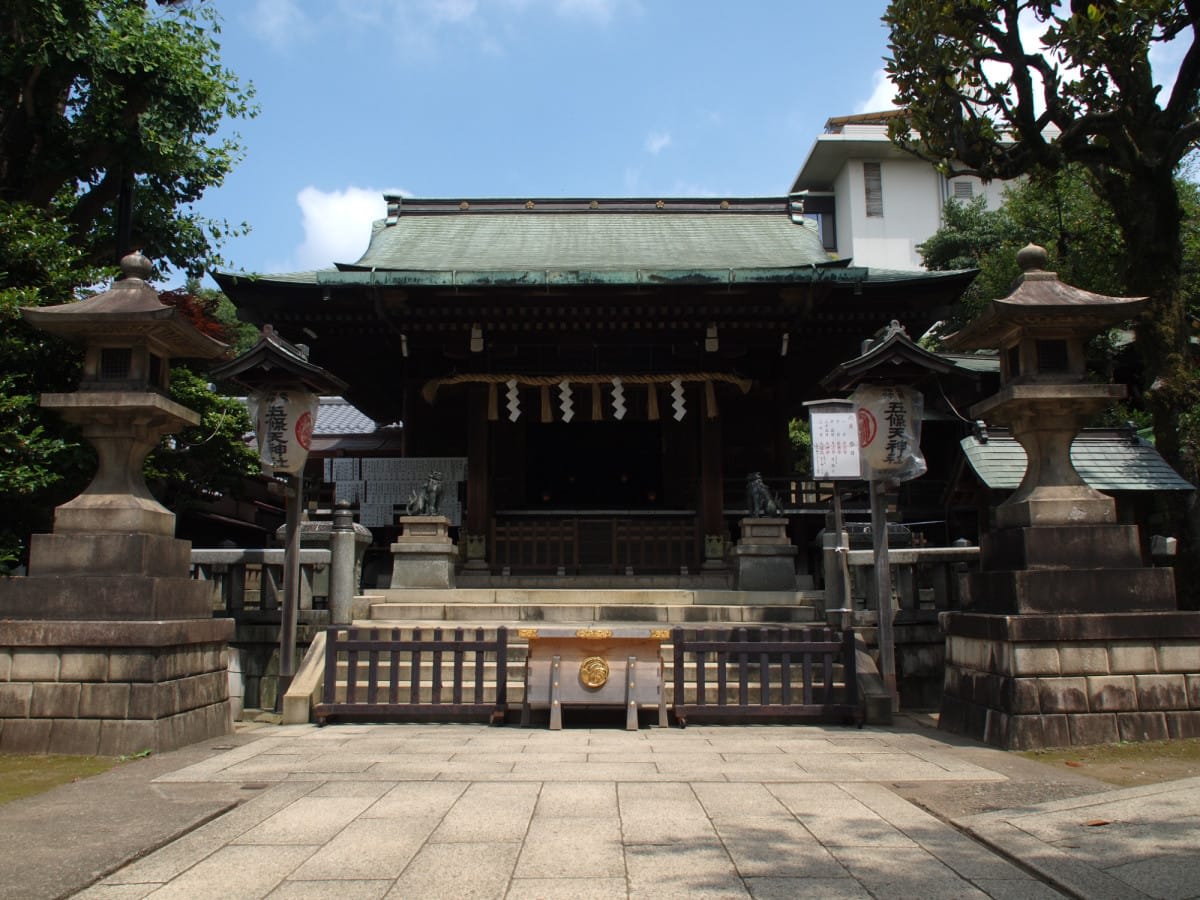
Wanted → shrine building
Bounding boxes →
[215,196,975,583]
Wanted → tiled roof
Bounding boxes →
[961,431,1193,492]
[315,397,380,435]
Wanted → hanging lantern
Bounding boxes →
[851,384,926,482]
[251,388,319,475]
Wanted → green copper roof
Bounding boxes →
[345,197,834,273]
[214,197,976,292]
[962,431,1193,492]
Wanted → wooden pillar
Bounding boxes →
[700,409,723,538]
[465,385,491,568]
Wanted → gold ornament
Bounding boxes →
[579,656,610,688]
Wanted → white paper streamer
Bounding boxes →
[671,378,686,421]
[558,380,574,423]
[506,378,521,422]
[611,377,626,420]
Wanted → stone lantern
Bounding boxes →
[936,245,1197,751]
[941,244,1174,614]
[945,244,1139,531]
[22,251,228,540]
[0,252,236,755]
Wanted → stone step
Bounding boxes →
[369,588,823,606]
[323,681,847,706]
[366,604,819,625]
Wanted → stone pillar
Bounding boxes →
[329,501,356,624]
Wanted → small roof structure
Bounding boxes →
[210,325,348,395]
[961,428,1194,493]
[819,320,972,392]
[22,252,227,360]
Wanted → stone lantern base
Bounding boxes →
[0,532,234,755]
[939,611,1200,750]
[963,524,1177,615]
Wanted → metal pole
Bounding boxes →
[870,479,898,710]
[277,472,302,707]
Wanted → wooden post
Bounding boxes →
[870,480,898,711]
[278,473,302,708]
[465,386,491,569]
[699,409,723,540]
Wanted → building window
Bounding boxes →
[952,180,974,201]
[864,162,884,217]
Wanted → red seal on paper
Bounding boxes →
[857,407,877,449]
[295,411,314,450]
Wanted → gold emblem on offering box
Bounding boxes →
[649,629,670,640]
[517,628,539,640]
[579,656,610,688]
[575,628,613,639]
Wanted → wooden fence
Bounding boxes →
[313,626,508,725]
[671,626,861,726]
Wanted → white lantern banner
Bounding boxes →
[850,384,926,482]
[250,389,318,475]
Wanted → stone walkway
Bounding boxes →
[72,722,1066,899]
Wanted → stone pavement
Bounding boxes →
[3,719,1198,899]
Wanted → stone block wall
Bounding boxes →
[940,612,1200,750]
[0,621,234,756]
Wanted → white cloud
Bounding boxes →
[293,186,404,270]
[645,130,671,155]
[245,0,314,50]
[856,69,900,114]
[554,0,632,24]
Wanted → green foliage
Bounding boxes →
[0,1,256,276]
[885,0,1200,468]
[921,167,1131,331]
[0,4,256,568]
[788,418,813,477]
[0,203,98,570]
[144,366,260,513]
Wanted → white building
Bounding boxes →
[790,111,1007,270]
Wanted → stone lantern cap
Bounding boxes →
[941,244,1147,352]
[20,252,227,360]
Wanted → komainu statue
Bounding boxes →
[405,471,444,516]
[746,472,781,518]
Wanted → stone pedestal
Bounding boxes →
[940,611,1200,749]
[390,516,457,589]
[964,524,1177,615]
[0,531,235,755]
[732,518,797,591]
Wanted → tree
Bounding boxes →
[0,2,256,569]
[0,1,255,275]
[884,0,1200,466]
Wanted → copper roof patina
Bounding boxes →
[215,197,972,291]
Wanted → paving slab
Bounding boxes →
[9,717,1199,898]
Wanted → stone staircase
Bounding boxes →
[360,586,824,628]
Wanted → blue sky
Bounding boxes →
[192,0,901,282]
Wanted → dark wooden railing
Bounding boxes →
[491,514,699,574]
[313,626,508,725]
[671,626,860,726]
